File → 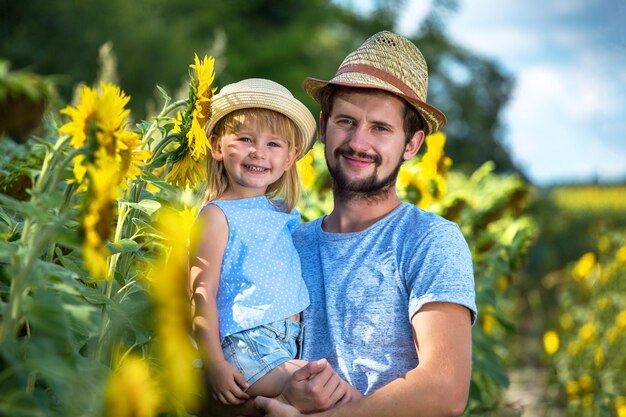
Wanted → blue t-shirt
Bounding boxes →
[293,202,476,395]
[207,196,310,342]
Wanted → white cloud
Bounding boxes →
[551,0,589,15]
[505,61,626,184]
[396,0,432,36]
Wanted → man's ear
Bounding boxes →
[210,134,223,161]
[403,130,425,161]
[319,111,326,144]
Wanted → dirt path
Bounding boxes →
[503,367,565,417]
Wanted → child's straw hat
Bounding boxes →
[206,78,317,159]
[302,31,446,135]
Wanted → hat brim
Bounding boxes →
[302,74,446,136]
[206,90,317,160]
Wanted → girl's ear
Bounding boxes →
[285,147,299,170]
[403,130,425,161]
[210,134,223,161]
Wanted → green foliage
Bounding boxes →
[442,163,538,415]
[0,87,199,416]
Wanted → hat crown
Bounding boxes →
[339,31,429,102]
[206,78,317,159]
[218,78,294,99]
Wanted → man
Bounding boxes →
[253,30,477,417]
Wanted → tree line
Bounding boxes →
[0,0,520,176]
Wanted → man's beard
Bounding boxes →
[327,145,404,203]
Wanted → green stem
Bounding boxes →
[46,183,79,263]
[107,203,129,281]
[0,226,51,343]
[45,147,83,193]
[147,132,180,170]
[35,135,72,194]
[94,203,130,362]
[140,99,186,147]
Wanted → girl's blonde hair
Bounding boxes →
[201,108,302,212]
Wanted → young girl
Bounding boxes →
[189,78,316,405]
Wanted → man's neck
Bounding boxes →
[323,190,402,233]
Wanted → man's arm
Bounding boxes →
[255,301,473,417]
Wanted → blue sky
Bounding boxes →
[346,0,626,185]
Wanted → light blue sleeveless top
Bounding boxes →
[207,196,309,342]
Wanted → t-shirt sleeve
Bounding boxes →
[406,223,477,324]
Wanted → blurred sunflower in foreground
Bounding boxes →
[59,81,150,278]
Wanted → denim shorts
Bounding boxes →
[222,319,303,386]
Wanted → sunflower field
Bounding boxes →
[529,185,626,417]
[1,53,539,417]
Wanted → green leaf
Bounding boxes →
[122,199,161,215]
[0,391,47,417]
[472,353,509,388]
[80,285,113,306]
[106,238,140,255]
[54,247,85,275]
[156,84,171,102]
[0,239,18,262]
[143,171,176,193]
[33,259,79,282]
[135,120,154,135]
[131,218,161,238]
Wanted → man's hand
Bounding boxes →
[207,359,250,405]
[282,359,360,412]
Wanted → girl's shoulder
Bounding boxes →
[196,203,228,230]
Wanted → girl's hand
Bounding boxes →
[254,396,304,417]
[207,360,250,405]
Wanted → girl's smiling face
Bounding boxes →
[211,118,297,199]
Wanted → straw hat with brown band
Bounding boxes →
[302,31,446,136]
[205,78,317,160]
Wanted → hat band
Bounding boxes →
[335,63,421,102]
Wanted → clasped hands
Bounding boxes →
[255,359,361,417]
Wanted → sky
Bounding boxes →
[348,0,626,185]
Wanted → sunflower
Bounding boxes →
[83,151,120,279]
[105,353,161,417]
[296,150,316,192]
[118,132,151,190]
[188,54,215,159]
[147,207,200,411]
[60,82,139,186]
[165,151,205,189]
[59,86,99,149]
[420,132,447,178]
[165,55,216,190]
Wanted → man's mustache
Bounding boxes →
[334,147,382,165]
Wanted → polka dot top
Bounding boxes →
[207,196,310,342]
